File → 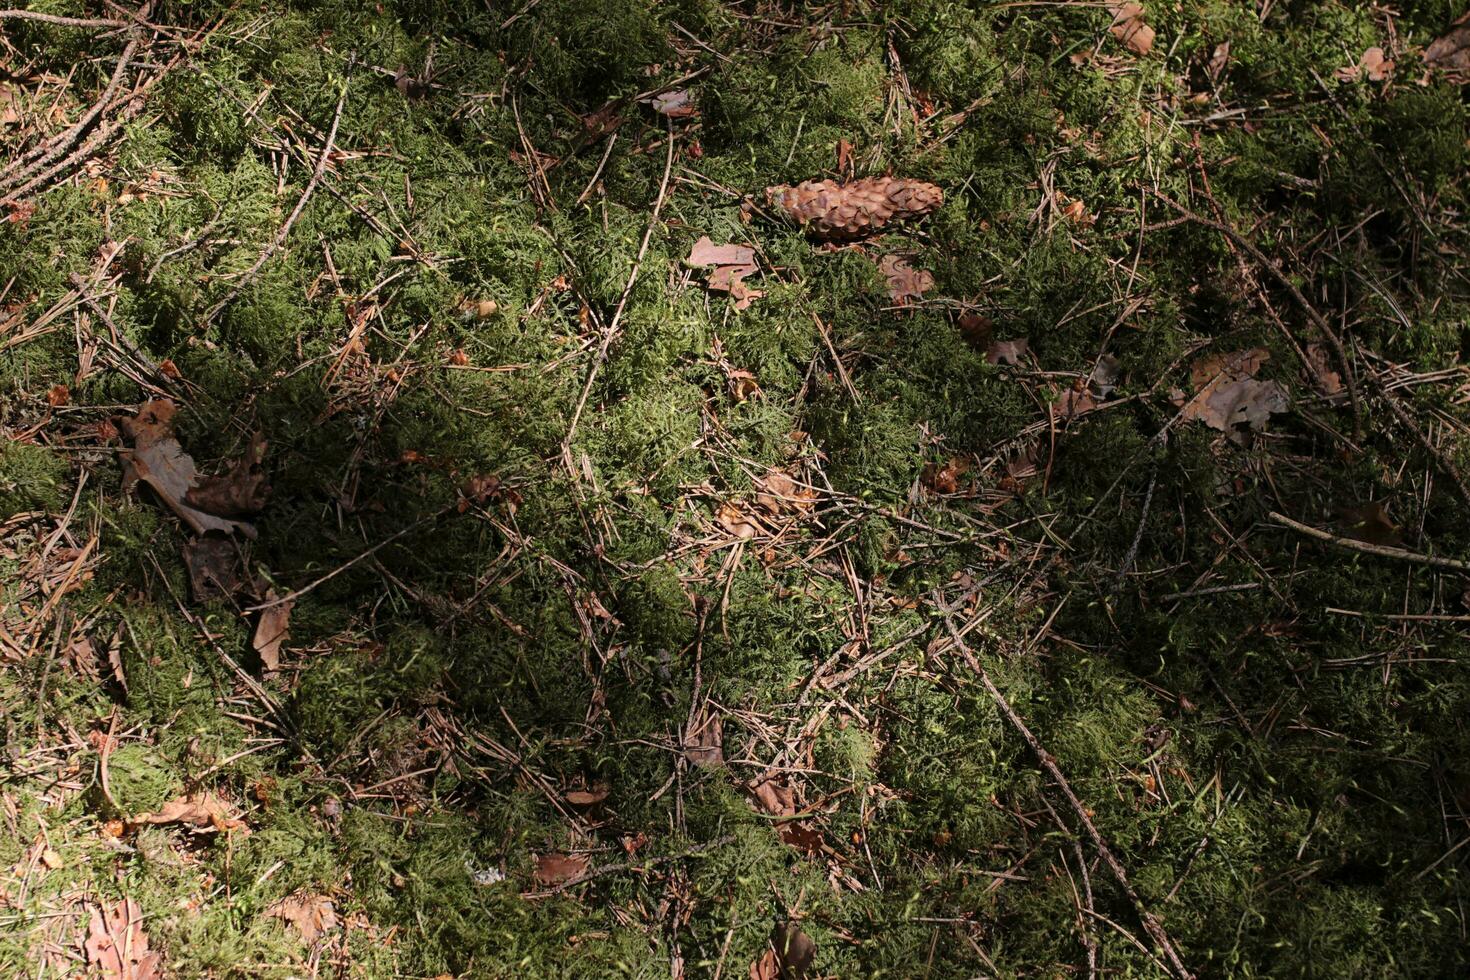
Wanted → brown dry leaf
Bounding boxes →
[252,597,292,672]
[129,792,244,833]
[754,470,817,515]
[1181,348,1289,435]
[47,383,69,407]
[688,237,755,268]
[1336,501,1402,547]
[269,892,338,945]
[877,254,934,305]
[747,773,820,853]
[1426,13,1470,76]
[957,312,994,352]
[533,852,589,886]
[1054,386,1098,420]
[84,898,163,980]
[987,338,1029,366]
[716,502,760,540]
[684,705,724,768]
[1304,343,1343,397]
[646,89,697,118]
[1207,41,1231,81]
[728,369,762,401]
[922,457,969,495]
[119,401,261,539]
[750,951,781,980]
[565,785,610,807]
[769,921,817,980]
[1108,3,1155,56]
[182,536,243,602]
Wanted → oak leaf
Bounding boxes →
[1108,3,1155,56]
[533,852,589,886]
[877,254,934,305]
[84,899,163,980]
[269,892,338,944]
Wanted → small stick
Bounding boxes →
[561,118,676,463]
[202,75,350,323]
[0,9,126,29]
[1267,511,1470,573]
[935,592,1194,979]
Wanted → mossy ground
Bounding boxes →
[3,1,1470,977]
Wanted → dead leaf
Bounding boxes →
[252,597,292,672]
[394,66,430,99]
[1180,348,1289,435]
[716,502,760,539]
[84,899,163,980]
[728,369,762,401]
[119,401,261,539]
[877,254,934,305]
[1336,501,1402,547]
[129,792,244,833]
[1207,41,1231,81]
[183,536,243,602]
[769,921,816,980]
[751,951,781,980]
[1107,3,1155,56]
[565,785,610,807]
[533,852,589,886]
[40,847,63,869]
[987,338,1029,366]
[1426,13,1470,76]
[746,773,821,852]
[1089,354,1122,396]
[957,312,993,352]
[922,457,969,495]
[684,705,724,768]
[269,892,338,944]
[1304,343,1342,397]
[754,470,817,515]
[646,89,697,118]
[47,383,69,407]
[688,237,755,268]
[1055,191,1094,227]
[184,432,270,519]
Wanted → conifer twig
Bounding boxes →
[202,73,350,324]
[934,591,1194,980]
[1267,512,1470,572]
[561,117,675,467]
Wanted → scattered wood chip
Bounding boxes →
[269,892,338,945]
[85,898,163,980]
[533,852,590,886]
[1335,501,1402,547]
[128,792,245,833]
[1107,3,1155,56]
[877,254,934,305]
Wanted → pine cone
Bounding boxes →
[765,177,943,241]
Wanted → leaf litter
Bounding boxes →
[686,236,764,310]
[84,898,163,980]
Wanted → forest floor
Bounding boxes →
[4,1,1470,977]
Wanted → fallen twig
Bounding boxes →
[1268,512,1470,572]
[935,590,1195,980]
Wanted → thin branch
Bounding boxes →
[561,117,676,464]
[1267,512,1470,573]
[935,591,1195,980]
[0,9,126,28]
[202,75,351,323]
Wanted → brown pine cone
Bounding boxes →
[764,177,943,241]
